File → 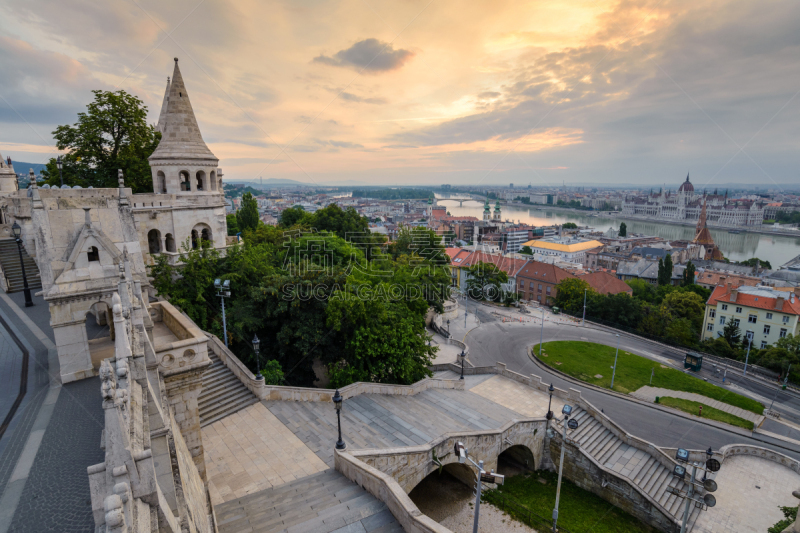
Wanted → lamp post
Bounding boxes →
[333,389,346,450]
[11,222,33,307]
[610,334,620,389]
[465,309,468,328]
[56,155,63,187]
[546,383,554,420]
[552,404,575,532]
[214,279,231,346]
[582,288,587,326]
[453,441,504,533]
[459,349,466,380]
[743,332,753,376]
[447,319,450,338]
[539,306,545,357]
[252,334,263,380]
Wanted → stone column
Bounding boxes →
[162,364,209,480]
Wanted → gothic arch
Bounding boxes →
[210,170,217,191]
[179,170,191,192]
[196,170,206,191]
[147,229,162,253]
[156,171,167,194]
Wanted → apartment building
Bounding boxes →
[701,285,800,348]
[516,260,576,305]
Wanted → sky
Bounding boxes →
[1,0,799,189]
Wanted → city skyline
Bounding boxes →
[1,0,799,188]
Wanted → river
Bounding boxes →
[434,196,800,267]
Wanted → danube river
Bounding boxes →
[434,197,800,267]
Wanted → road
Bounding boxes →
[457,301,800,460]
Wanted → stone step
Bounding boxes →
[599,439,624,464]
[200,372,243,396]
[647,467,670,499]
[586,429,613,455]
[199,388,258,422]
[578,421,605,447]
[198,352,258,426]
[198,383,252,410]
[594,433,621,461]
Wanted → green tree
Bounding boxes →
[657,254,673,286]
[226,214,240,236]
[626,278,656,303]
[562,222,578,229]
[554,278,593,314]
[236,192,260,232]
[665,317,696,346]
[519,245,533,255]
[260,360,285,385]
[278,206,308,227]
[739,257,772,270]
[682,261,696,286]
[465,261,508,301]
[776,333,800,355]
[638,303,670,338]
[42,90,160,192]
[663,291,705,333]
[722,321,741,347]
[618,222,627,237]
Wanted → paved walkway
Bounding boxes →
[203,402,329,506]
[429,332,461,365]
[631,386,764,425]
[692,454,800,533]
[469,375,565,418]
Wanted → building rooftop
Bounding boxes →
[707,284,800,315]
[522,237,603,253]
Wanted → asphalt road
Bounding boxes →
[464,306,800,460]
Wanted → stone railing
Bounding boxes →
[718,444,800,473]
[152,301,210,377]
[335,451,451,533]
[206,333,465,402]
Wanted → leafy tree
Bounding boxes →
[657,254,673,286]
[665,318,696,346]
[236,192,260,232]
[554,278,593,314]
[519,245,533,256]
[663,291,705,333]
[42,90,160,192]
[618,222,627,237]
[776,333,800,355]
[722,321,741,347]
[562,222,578,229]
[755,347,798,375]
[626,279,656,303]
[465,261,508,301]
[682,261,696,286]
[739,257,772,270]
[279,206,308,227]
[308,204,369,239]
[701,337,736,359]
[638,303,670,338]
[260,360,285,385]
[768,506,797,533]
[226,214,240,236]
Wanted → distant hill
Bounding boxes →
[9,161,47,176]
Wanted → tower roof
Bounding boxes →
[149,58,217,164]
[678,173,694,192]
[156,76,170,134]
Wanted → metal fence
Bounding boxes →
[483,491,572,532]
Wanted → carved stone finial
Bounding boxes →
[117,169,124,188]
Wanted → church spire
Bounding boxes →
[149,58,217,164]
[156,76,170,134]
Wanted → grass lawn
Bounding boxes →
[658,397,755,430]
[483,470,653,533]
[534,341,764,415]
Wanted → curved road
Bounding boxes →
[461,303,800,460]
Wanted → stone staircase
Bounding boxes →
[558,407,702,530]
[215,468,403,533]
[0,238,42,293]
[199,352,259,427]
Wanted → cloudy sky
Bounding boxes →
[1,0,799,188]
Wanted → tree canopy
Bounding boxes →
[42,90,160,192]
[465,261,508,301]
[236,192,260,232]
[618,222,627,237]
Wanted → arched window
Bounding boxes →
[191,230,199,250]
[196,170,205,191]
[165,233,176,253]
[156,171,166,194]
[88,246,99,262]
[147,229,161,253]
[179,170,190,192]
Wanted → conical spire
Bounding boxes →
[149,58,217,164]
[156,76,170,134]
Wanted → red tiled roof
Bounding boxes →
[516,260,576,283]
[579,271,633,296]
[707,285,800,315]
[452,251,528,277]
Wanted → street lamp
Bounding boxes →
[453,441,504,533]
[459,349,466,380]
[582,288,587,326]
[610,334,620,389]
[552,404,577,532]
[669,446,719,533]
[333,389,346,450]
[546,383,554,420]
[539,305,545,357]
[56,155,63,187]
[252,334,263,380]
[743,331,754,376]
[11,222,33,307]
[214,279,231,346]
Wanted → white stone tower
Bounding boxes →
[148,58,221,195]
[0,154,18,194]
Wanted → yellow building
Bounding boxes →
[521,237,603,265]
